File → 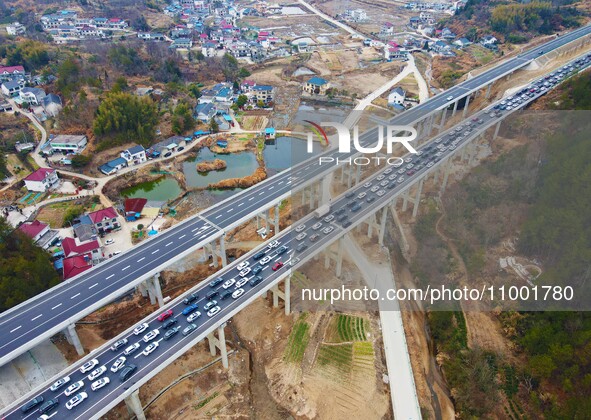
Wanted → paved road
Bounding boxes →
[3,47,591,420]
[1,25,589,369]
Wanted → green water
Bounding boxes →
[121,177,183,201]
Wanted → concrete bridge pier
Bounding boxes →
[273,203,281,234]
[145,274,164,307]
[137,281,148,298]
[493,119,502,140]
[412,178,424,219]
[204,236,227,268]
[63,323,84,356]
[269,277,290,315]
[462,94,471,118]
[125,390,146,420]
[440,158,452,194]
[324,236,344,278]
[437,107,447,132]
[451,99,459,117]
[206,324,228,368]
[320,174,332,205]
[485,82,493,100]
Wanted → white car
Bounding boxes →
[133,323,149,336]
[143,342,159,356]
[322,226,334,234]
[111,356,126,373]
[222,278,236,289]
[91,377,110,391]
[397,177,405,183]
[446,95,454,101]
[363,182,372,188]
[289,258,301,266]
[295,224,306,232]
[79,359,99,374]
[427,162,435,168]
[207,306,221,317]
[50,376,70,392]
[370,185,380,193]
[203,300,217,311]
[388,174,397,181]
[239,267,251,277]
[65,380,84,397]
[380,180,388,187]
[377,190,386,197]
[312,222,323,230]
[187,311,201,322]
[384,168,393,174]
[377,174,385,180]
[143,329,160,343]
[397,168,405,174]
[357,192,366,199]
[296,232,307,241]
[105,239,114,245]
[232,288,244,299]
[87,366,107,381]
[236,261,250,271]
[267,240,279,249]
[259,256,272,265]
[235,277,248,288]
[124,343,140,356]
[323,215,334,223]
[66,392,88,410]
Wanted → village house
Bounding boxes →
[87,207,120,235]
[48,134,88,154]
[251,85,274,104]
[388,87,406,105]
[240,80,257,92]
[1,79,25,97]
[42,94,63,117]
[24,168,59,192]
[0,65,26,82]
[195,102,217,122]
[61,237,104,263]
[6,22,26,36]
[303,76,330,95]
[19,87,47,105]
[18,220,60,250]
[99,157,127,175]
[62,254,94,279]
[120,145,147,165]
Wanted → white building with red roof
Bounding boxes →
[62,237,103,263]
[87,207,120,234]
[24,168,59,192]
[0,65,25,82]
[18,220,60,249]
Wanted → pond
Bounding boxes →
[182,147,259,188]
[121,177,183,202]
[263,136,324,174]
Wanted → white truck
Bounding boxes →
[313,204,331,219]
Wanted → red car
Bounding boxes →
[272,261,284,271]
[157,309,173,322]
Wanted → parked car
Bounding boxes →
[111,357,126,373]
[110,338,128,352]
[183,293,199,305]
[65,381,84,397]
[119,364,137,382]
[123,343,140,356]
[272,261,284,271]
[79,359,99,373]
[91,377,110,391]
[133,323,149,336]
[157,309,173,321]
[38,399,59,414]
[49,376,70,392]
[182,323,197,336]
[20,396,44,413]
[182,304,199,316]
[87,366,107,381]
[142,342,159,356]
[164,326,181,340]
[66,392,88,410]
[162,318,177,329]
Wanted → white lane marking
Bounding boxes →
[278,181,283,185]
[133,353,142,359]
[248,197,254,201]
[274,256,282,262]
[10,326,21,333]
[238,203,244,207]
[191,227,200,232]
[52,303,62,310]
[179,235,186,239]
[31,314,42,321]
[215,215,222,219]
[227,208,233,213]
[137,257,145,263]
[106,274,114,280]
[122,266,130,271]
[166,241,173,247]
[262,266,269,271]
[259,191,264,195]
[199,234,208,239]
[89,283,98,289]
[151,249,159,255]
[71,293,81,299]
[269,186,274,190]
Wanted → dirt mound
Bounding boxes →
[196,159,227,173]
[208,167,267,189]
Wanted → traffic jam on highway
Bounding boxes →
[7,51,591,420]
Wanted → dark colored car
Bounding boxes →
[163,152,172,158]
[342,220,352,228]
[206,290,218,300]
[249,276,263,287]
[38,398,58,414]
[253,251,266,260]
[276,245,288,255]
[346,201,357,207]
[310,234,320,242]
[337,214,348,223]
[387,182,397,190]
[219,289,232,300]
[334,207,346,215]
[183,292,199,305]
[252,265,262,275]
[162,318,178,329]
[350,203,361,212]
[164,326,181,340]
[366,196,376,203]
[119,364,137,382]
[296,243,308,252]
[182,303,199,316]
[182,323,197,337]
[345,191,355,198]
[209,277,224,288]
[21,396,44,413]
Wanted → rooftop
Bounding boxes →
[18,220,48,239]
[24,167,56,182]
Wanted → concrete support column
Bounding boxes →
[125,390,146,420]
[438,108,447,132]
[347,165,353,188]
[206,324,229,368]
[64,324,84,356]
[324,237,344,277]
[355,164,361,185]
[378,205,389,246]
[284,276,290,315]
[426,114,435,136]
[137,281,148,298]
[402,189,410,212]
[412,178,424,219]
[493,120,502,140]
[320,175,332,205]
[219,235,227,267]
[462,94,471,118]
[441,160,451,193]
[485,83,493,99]
[148,274,164,307]
[274,204,280,234]
[205,241,219,268]
[451,99,459,117]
